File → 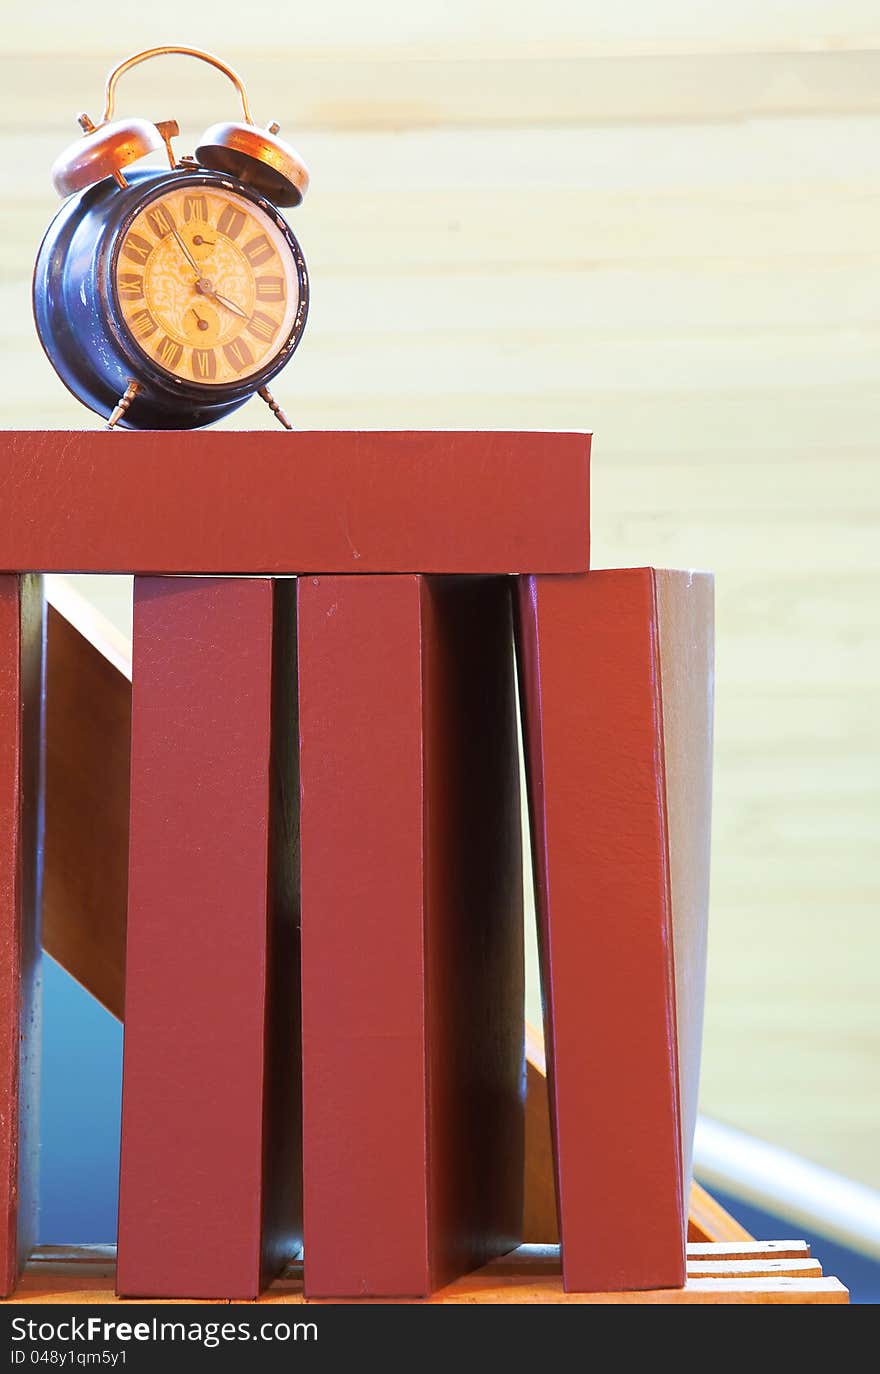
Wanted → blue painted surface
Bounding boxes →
[704,1183,880,1306]
[39,955,122,1244]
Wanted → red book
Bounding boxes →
[0,430,589,576]
[516,568,713,1292]
[298,575,524,1297]
[117,577,300,1299]
[0,576,42,1296]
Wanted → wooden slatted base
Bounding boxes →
[4,1243,848,1305]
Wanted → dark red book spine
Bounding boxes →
[298,575,523,1297]
[0,576,42,1296]
[117,577,300,1299]
[516,569,695,1292]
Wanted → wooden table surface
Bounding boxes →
[3,1242,849,1305]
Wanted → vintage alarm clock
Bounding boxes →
[33,46,309,430]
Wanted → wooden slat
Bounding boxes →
[43,591,130,1019]
[10,47,880,133]
[687,1259,822,1279]
[688,1179,754,1244]
[688,1240,808,1261]
[10,9,880,74]
[7,5,879,51]
[457,1242,822,1280]
[27,1245,116,1281]
[430,1275,849,1305]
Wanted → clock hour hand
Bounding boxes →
[193,274,250,321]
[204,288,249,321]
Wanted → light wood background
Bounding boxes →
[3,4,879,1189]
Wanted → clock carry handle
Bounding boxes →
[100,45,255,125]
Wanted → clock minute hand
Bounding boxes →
[169,225,201,276]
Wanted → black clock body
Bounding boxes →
[33,167,309,430]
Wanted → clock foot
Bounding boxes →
[257,385,293,431]
[106,381,140,430]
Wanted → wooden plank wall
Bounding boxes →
[4,3,879,1191]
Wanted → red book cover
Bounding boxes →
[117,576,300,1299]
[0,576,42,1296]
[298,575,524,1297]
[0,429,589,576]
[516,568,711,1292]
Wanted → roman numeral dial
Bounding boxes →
[115,184,300,387]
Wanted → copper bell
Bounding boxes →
[195,121,309,207]
[49,45,310,207]
[51,117,164,197]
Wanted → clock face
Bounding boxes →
[113,183,300,386]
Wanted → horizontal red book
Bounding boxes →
[516,568,713,1292]
[0,576,42,1296]
[0,430,589,575]
[117,576,300,1300]
[298,574,524,1297]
